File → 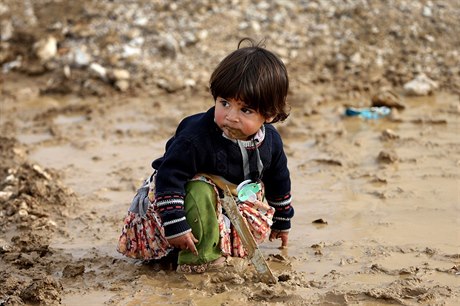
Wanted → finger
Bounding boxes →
[184,235,198,255]
[191,246,198,256]
[187,242,198,255]
[190,233,199,244]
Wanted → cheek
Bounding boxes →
[214,109,225,126]
[240,119,262,134]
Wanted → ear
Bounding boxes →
[265,116,275,123]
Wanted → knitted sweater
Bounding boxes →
[152,107,294,239]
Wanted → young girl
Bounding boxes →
[118,38,294,273]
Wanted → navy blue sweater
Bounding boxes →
[152,107,294,239]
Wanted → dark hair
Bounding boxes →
[209,38,290,123]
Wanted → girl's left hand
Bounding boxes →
[168,232,199,255]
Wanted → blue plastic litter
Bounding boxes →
[345,106,391,119]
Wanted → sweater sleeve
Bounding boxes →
[267,192,294,231]
[262,128,294,231]
[154,137,200,239]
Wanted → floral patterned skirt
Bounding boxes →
[117,174,274,260]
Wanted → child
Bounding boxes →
[118,38,294,273]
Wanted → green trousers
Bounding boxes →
[177,181,222,265]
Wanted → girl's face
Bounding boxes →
[214,97,272,140]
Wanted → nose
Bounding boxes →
[225,108,239,122]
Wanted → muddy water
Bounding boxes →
[19,91,460,305]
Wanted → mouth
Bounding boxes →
[223,124,235,131]
[222,125,247,139]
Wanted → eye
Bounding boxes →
[219,99,230,107]
[241,107,254,115]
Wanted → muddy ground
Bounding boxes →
[1,1,459,305]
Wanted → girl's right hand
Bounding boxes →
[269,230,289,248]
[167,232,199,256]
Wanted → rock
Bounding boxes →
[380,129,400,141]
[2,58,22,73]
[18,209,28,218]
[114,80,130,92]
[377,150,398,164]
[63,65,71,78]
[158,34,179,58]
[371,89,406,110]
[422,6,432,18]
[32,165,52,180]
[109,69,130,81]
[89,63,108,81]
[82,79,109,96]
[156,77,185,93]
[403,73,438,96]
[0,191,13,202]
[0,238,12,253]
[34,36,58,62]
[122,45,142,58]
[62,264,85,278]
[19,276,62,305]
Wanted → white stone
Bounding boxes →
[4,174,16,184]
[89,63,107,80]
[19,201,28,210]
[18,209,28,217]
[64,65,71,78]
[34,36,57,61]
[111,69,130,80]
[122,45,142,58]
[422,6,432,17]
[32,164,52,180]
[184,79,196,88]
[115,80,130,92]
[403,73,438,96]
[0,191,13,202]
